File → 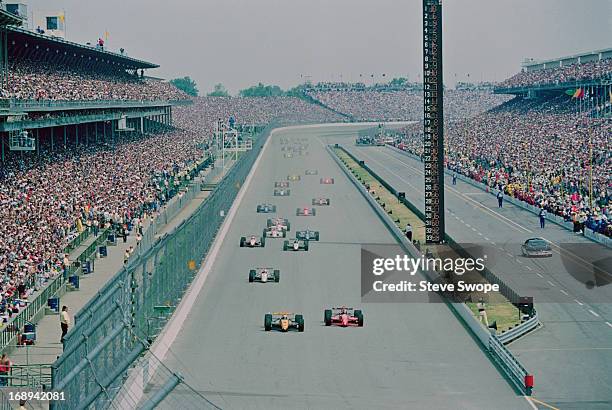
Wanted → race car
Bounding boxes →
[305,169,318,175]
[267,218,290,231]
[287,174,301,181]
[274,181,290,188]
[320,177,335,184]
[324,307,363,327]
[312,197,330,206]
[284,153,293,158]
[274,189,291,196]
[264,312,304,332]
[249,268,280,283]
[296,229,319,241]
[257,203,276,213]
[240,234,265,248]
[521,237,553,257]
[296,207,316,216]
[263,227,287,238]
[283,238,309,251]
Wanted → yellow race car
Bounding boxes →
[264,312,304,332]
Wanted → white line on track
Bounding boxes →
[524,397,539,410]
[606,322,612,328]
[575,299,584,306]
[465,223,471,228]
[589,310,600,318]
[484,237,490,241]
[525,266,533,271]
[560,289,569,296]
[547,281,556,287]
[536,272,543,278]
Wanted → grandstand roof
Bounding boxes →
[0,9,22,26]
[522,47,612,72]
[8,26,158,70]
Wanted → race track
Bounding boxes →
[334,141,612,408]
[160,124,529,410]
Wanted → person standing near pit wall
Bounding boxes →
[60,306,71,343]
[539,208,547,228]
[477,299,489,327]
[497,190,504,208]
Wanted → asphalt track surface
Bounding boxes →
[333,140,612,409]
[161,124,530,410]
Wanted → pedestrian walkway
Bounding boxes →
[10,158,234,369]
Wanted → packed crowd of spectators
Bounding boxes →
[308,89,511,121]
[0,94,346,316]
[498,57,612,89]
[393,95,612,237]
[174,96,345,133]
[2,59,189,101]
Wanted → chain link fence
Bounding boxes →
[50,123,274,410]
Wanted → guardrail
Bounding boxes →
[493,77,611,94]
[386,144,612,249]
[0,273,65,353]
[6,98,177,112]
[0,225,111,358]
[497,311,540,344]
[329,144,535,396]
[6,364,53,388]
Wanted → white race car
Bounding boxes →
[296,207,316,216]
[263,227,287,238]
[312,198,330,206]
[283,238,309,251]
[267,218,290,231]
[239,234,265,248]
[249,268,280,283]
[274,189,290,196]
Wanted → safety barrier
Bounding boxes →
[497,311,540,345]
[387,144,612,249]
[50,123,274,409]
[329,144,534,396]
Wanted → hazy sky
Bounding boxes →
[26,0,612,94]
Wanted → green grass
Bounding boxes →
[334,147,521,333]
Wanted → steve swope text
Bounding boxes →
[372,255,486,276]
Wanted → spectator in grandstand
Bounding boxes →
[0,354,9,386]
[60,306,70,343]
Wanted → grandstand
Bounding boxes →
[494,47,612,95]
[392,47,612,239]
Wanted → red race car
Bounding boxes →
[324,307,363,327]
[320,177,335,184]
